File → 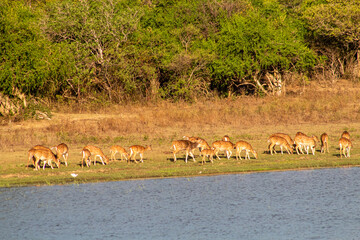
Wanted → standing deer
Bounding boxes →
[172,140,199,163]
[320,133,329,153]
[110,145,129,162]
[339,137,352,158]
[212,140,235,160]
[81,148,91,168]
[341,131,350,140]
[183,136,210,154]
[294,134,319,155]
[200,148,216,164]
[129,145,152,163]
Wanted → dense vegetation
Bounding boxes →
[1,0,359,109]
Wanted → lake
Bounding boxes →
[1,167,360,239]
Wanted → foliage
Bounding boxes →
[0,0,74,98]
[300,0,360,79]
[209,1,317,94]
[1,0,358,104]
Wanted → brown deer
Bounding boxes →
[51,143,69,166]
[172,140,199,163]
[222,135,231,141]
[268,133,294,153]
[83,145,109,165]
[183,136,210,154]
[294,134,319,155]
[81,148,91,168]
[320,133,329,153]
[339,137,352,158]
[110,145,129,162]
[27,145,54,169]
[341,131,350,140]
[267,136,293,155]
[235,140,258,160]
[129,145,152,163]
[212,140,235,160]
[200,148,216,164]
[28,148,60,170]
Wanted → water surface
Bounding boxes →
[1,168,360,239]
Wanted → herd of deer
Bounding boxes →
[26,131,353,170]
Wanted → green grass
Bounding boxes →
[1,147,359,187]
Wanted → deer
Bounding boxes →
[294,132,309,153]
[267,136,293,155]
[339,137,352,158]
[341,131,350,140]
[320,133,329,153]
[183,136,210,154]
[129,145,152,163]
[81,148,91,168]
[200,147,216,164]
[212,140,235,160]
[294,134,319,155]
[235,140,258,160]
[172,140,199,163]
[27,145,54,169]
[51,143,69,166]
[222,135,231,141]
[28,148,60,170]
[268,133,294,153]
[183,135,201,142]
[83,145,109,165]
[110,145,129,162]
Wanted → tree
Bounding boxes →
[301,0,360,79]
[209,0,317,96]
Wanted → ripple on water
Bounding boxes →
[1,168,360,239]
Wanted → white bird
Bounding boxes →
[70,173,78,178]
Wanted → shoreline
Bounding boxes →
[2,161,359,188]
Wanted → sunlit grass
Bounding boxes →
[1,88,360,187]
[1,141,359,187]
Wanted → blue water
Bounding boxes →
[1,168,360,240]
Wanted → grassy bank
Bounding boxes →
[1,82,360,187]
[1,138,359,187]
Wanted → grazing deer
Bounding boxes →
[200,148,215,164]
[51,143,69,166]
[28,148,59,170]
[267,136,293,155]
[268,133,294,153]
[27,145,53,169]
[172,140,199,163]
[129,145,152,163]
[212,140,235,160]
[81,148,91,168]
[222,135,231,141]
[110,145,129,162]
[235,141,258,160]
[341,131,350,140]
[339,137,352,158]
[320,133,329,153]
[83,145,109,165]
[294,134,319,155]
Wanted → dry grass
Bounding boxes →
[1,80,360,186]
[1,81,360,151]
